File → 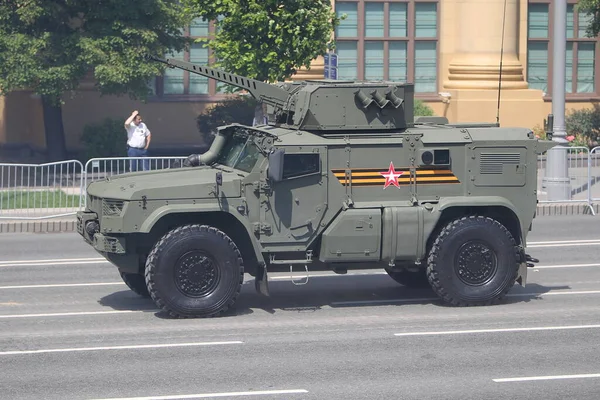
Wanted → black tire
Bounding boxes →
[145,224,244,318]
[384,268,431,288]
[426,215,519,307]
[120,271,150,297]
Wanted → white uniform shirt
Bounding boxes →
[126,122,150,149]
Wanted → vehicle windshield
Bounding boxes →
[214,132,261,173]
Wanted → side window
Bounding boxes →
[282,154,320,179]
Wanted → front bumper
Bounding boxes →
[77,211,125,254]
[77,210,98,244]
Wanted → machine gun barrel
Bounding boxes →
[148,55,289,108]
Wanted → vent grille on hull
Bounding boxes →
[480,153,521,175]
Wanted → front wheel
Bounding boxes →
[120,271,150,297]
[145,224,244,318]
[426,216,519,307]
[384,267,430,288]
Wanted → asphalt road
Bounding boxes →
[1,215,600,400]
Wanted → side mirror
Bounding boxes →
[267,148,285,183]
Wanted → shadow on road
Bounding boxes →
[96,273,569,319]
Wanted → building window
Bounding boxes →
[527,1,599,96]
[334,0,439,94]
[152,17,227,99]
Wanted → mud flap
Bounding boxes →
[516,246,528,287]
[255,262,270,297]
[516,260,528,287]
[516,247,540,287]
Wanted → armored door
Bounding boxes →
[257,146,328,248]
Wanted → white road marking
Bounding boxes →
[0,282,123,289]
[0,341,243,356]
[528,239,600,245]
[332,289,600,306]
[527,239,600,248]
[88,389,309,400]
[493,373,600,383]
[394,324,600,337]
[1,261,598,289]
[534,290,600,296]
[0,238,595,266]
[0,257,105,265]
[0,310,146,319]
[535,263,600,269]
[0,260,110,268]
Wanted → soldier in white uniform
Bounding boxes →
[124,110,152,172]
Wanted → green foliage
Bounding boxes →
[1,191,81,210]
[81,118,127,160]
[565,104,600,148]
[532,124,546,140]
[196,96,257,144]
[414,99,435,116]
[0,0,192,104]
[183,0,340,82]
[577,0,600,38]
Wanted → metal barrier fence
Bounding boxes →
[2,150,600,220]
[0,160,85,220]
[83,157,187,206]
[538,146,589,202]
[537,145,597,215]
[591,146,600,202]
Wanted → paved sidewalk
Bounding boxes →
[0,202,597,234]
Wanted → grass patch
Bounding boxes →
[0,190,82,210]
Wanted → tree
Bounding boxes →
[183,0,340,123]
[0,0,191,161]
[196,96,257,145]
[578,0,600,38]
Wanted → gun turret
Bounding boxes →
[148,55,415,132]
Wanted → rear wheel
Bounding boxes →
[426,215,519,306]
[384,267,430,288]
[120,271,150,297]
[145,224,244,318]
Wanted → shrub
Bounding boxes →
[81,118,127,160]
[414,99,435,116]
[565,104,600,148]
[532,124,546,140]
[196,96,257,146]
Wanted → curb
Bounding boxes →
[0,220,77,234]
[1,202,598,234]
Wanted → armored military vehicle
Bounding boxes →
[76,55,555,318]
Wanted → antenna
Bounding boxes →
[496,0,508,126]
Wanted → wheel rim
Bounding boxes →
[174,251,220,297]
[454,240,498,286]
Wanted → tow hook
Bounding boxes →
[525,254,539,268]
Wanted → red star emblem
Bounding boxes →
[380,162,404,189]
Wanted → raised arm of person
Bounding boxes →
[124,110,138,129]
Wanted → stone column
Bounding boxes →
[445,0,527,89]
[439,0,545,128]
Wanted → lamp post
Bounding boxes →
[543,0,571,201]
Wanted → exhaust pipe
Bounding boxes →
[184,130,229,167]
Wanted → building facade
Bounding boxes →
[0,0,598,158]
